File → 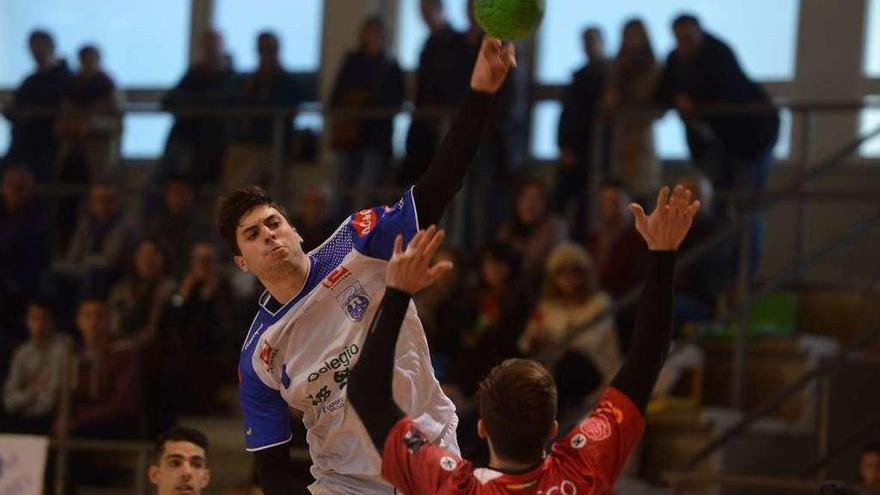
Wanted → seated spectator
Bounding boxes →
[587,180,648,349]
[601,19,661,199]
[158,30,237,186]
[329,16,404,215]
[413,246,473,384]
[56,181,140,296]
[148,427,211,495]
[161,242,235,414]
[675,171,735,327]
[222,31,304,189]
[0,167,50,326]
[3,300,71,434]
[146,177,211,277]
[108,239,176,348]
[62,298,140,439]
[289,185,337,252]
[519,242,620,413]
[453,243,532,398]
[2,30,73,182]
[497,178,568,281]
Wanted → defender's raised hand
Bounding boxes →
[629,185,701,251]
[386,226,452,295]
[470,36,517,94]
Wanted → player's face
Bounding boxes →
[862,452,880,488]
[234,205,304,276]
[148,441,209,495]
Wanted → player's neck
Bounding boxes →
[262,255,310,304]
[488,452,543,474]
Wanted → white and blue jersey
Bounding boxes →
[238,189,459,494]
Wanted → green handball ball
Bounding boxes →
[474,0,545,40]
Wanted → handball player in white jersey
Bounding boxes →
[215,37,516,495]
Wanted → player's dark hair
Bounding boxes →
[216,186,290,256]
[153,427,209,464]
[477,359,557,464]
[672,13,701,30]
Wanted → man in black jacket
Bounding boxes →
[656,14,779,272]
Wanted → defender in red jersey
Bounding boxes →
[348,186,701,495]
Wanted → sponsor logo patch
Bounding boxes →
[336,282,371,321]
[258,341,278,372]
[323,266,351,289]
[352,209,377,237]
[580,415,613,442]
[403,428,428,454]
[440,456,457,472]
[570,433,587,449]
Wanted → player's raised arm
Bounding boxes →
[348,226,452,450]
[411,36,516,226]
[609,185,701,413]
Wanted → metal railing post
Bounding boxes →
[732,218,752,409]
[53,353,74,495]
[815,369,832,481]
[794,111,815,281]
[270,110,286,202]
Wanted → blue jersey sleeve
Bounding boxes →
[351,187,420,260]
[239,358,292,451]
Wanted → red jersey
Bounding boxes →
[382,387,643,494]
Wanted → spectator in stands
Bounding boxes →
[860,442,880,494]
[149,427,211,495]
[56,44,123,181]
[223,31,304,189]
[3,300,71,434]
[61,297,140,438]
[555,26,609,240]
[161,242,235,414]
[602,19,661,199]
[587,180,647,350]
[2,30,74,182]
[656,14,779,273]
[57,182,140,295]
[108,239,175,348]
[159,29,237,185]
[289,185,336,253]
[400,0,468,185]
[413,246,473,385]
[519,242,620,414]
[146,176,211,277]
[329,16,405,215]
[675,171,735,327]
[453,243,531,399]
[0,167,50,317]
[497,178,568,280]
[55,44,124,250]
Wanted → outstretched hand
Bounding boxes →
[629,185,701,251]
[386,225,453,295]
[470,36,517,94]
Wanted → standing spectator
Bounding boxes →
[55,45,124,250]
[497,178,568,281]
[519,242,620,414]
[158,30,237,186]
[555,27,610,239]
[400,0,468,185]
[62,298,140,439]
[587,180,647,350]
[289,185,336,253]
[602,19,661,199]
[0,167,50,320]
[161,242,235,414]
[2,30,74,182]
[223,31,304,189]
[3,300,71,434]
[146,177,211,277]
[57,182,140,296]
[108,239,176,348]
[656,14,779,273]
[329,16,404,215]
